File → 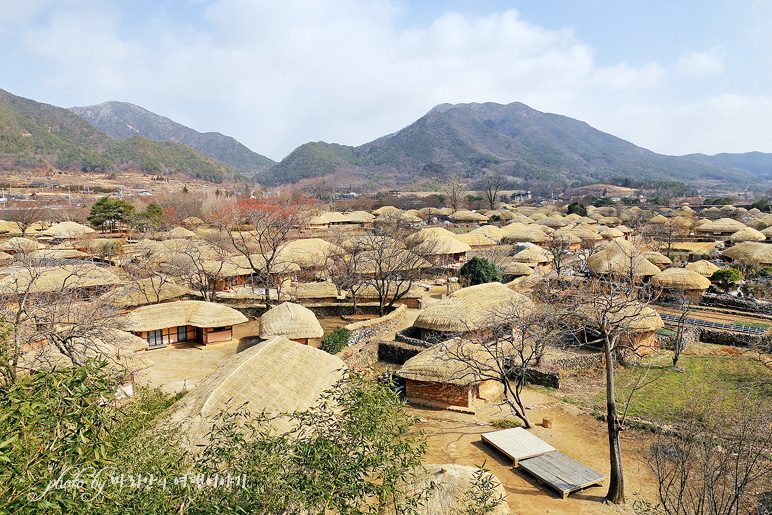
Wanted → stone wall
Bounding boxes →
[696,328,762,348]
[345,304,408,346]
[550,353,605,371]
[378,341,425,365]
[523,367,561,389]
[395,327,434,348]
[700,294,772,315]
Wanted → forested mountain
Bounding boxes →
[259,102,754,188]
[0,89,236,183]
[682,151,772,179]
[70,101,274,176]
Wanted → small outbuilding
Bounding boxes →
[259,302,324,346]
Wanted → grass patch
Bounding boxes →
[655,328,677,337]
[490,418,522,429]
[733,320,771,329]
[593,355,772,425]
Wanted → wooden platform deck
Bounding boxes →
[480,427,556,466]
[519,451,606,499]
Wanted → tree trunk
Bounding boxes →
[603,334,625,504]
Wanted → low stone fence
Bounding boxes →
[550,353,605,371]
[395,327,434,348]
[700,294,772,315]
[696,328,765,348]
[345,304,408,347]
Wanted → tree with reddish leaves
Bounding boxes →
[213,198,308,305]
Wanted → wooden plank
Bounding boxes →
[518,451,605,499]
[480,427,556,465]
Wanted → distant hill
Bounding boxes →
[0,89,236,183]
[70,101,274,176]
[260,102,753,188]
[682,151,772,179]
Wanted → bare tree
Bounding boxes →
[438,300,561,428]
[562,277,660,504]
[668,286,696,371]
[482,176,503,211]
[442,176,467,212]
[645,391,772,515]
[3,205,48,235]
[213,198,307,305]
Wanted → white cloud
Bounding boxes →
[675,45,727,78]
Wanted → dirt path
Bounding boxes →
[414,388,658,515]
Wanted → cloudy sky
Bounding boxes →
[1,0,771,161]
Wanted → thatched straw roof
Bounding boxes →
[308,216,328,227]
[356,283,425,299]
[167,336,346,447]
[0,220,22,235]
[373,206,401,216]
[579,302,664,333]
[0,264,121,294]
[650,214,668,224]
[452,233,495,247]
[408,227,458,243]
[0,237,46,252]
[723,241,772,265]
[39,221,95,239]
[695,218,747,234]
[730,227,766,242]
[510,245,551,265]
[19,332,155,373]
[290,281,341,300]
[414,282,534,333]
[468,225,505,241]
[587,241,660,277]
[103,277,189,308]
[450,210,488,223]
[318,211,348,224]
[501,227,548,244]
[418,235,471,255]
[598,227,624,239]
[345,210,375,223]
[398,337,497,385]
[685,259,721,277]
[123,300,247,332]
[535,217,565,228]
[651,268,712,290]
[168,226,197,239]
[30,248,89,259]
[642,251,673,266]
[278,238,341,268]
[387,464,510,515]
[500,260,534,276]
[182,216,205,227]
[259,302,324,340]
[670,241,719,255]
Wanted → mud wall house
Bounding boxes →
[578,302,664,357]
[722,241,772,268]
[122,300,248,350]
[259,301,324,347]
[650,267,711,300]
[412,282,534,344]
[344,211,374,228]
[398,338,503,412]
[0,264,122,307]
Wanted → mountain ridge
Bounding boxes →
[258,102,758,189]
[69,101,274,176]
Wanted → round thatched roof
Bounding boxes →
[722,241,772,265]
[501,227,549,244]
[730,227,766,242]
[308,216,328,226]
[651,267,712,290]
[535,217,565,228]
[259,302,324,340]
[587,241,661,277]
[0,237,46,252]
[39,221,95,239]
[320,211,350,223]
[580,302,664,333]
[414,282,534,333]
[685,259,721,277]
[649,214,668,224]
[398,338,498,385]
[123,300,247,332]
[345,210,375,222]
[450,210,488,223]
[452,233,495,247]
[167,226,197,239]
[695,218,747,234]
[510,245,551,264]
[642,251,673,266]
[468,225,505,241]
[182,216,205,227]
[0,264,121,294]
[599,227,624,239]
[500,260,534,276]
[373,205,401,216]
[167,336,346,447]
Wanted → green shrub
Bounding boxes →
[459,257,502,286]
[322,327,350,354]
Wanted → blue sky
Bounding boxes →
[1,0,771,161]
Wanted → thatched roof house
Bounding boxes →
[729,227,766,243]
[451,233,495,247]
[587,240,660,278]
[450,210,488,224]
[167,226,197,239]
[167,336,346,447]
[685,259,720,277]
[0,264,121,296]
[413,282,534,340]
[398,338,504,411]
[579,302,664,353]
[651,267,712,296]
[103,277,189,309]
[39,221,95,240]
[722,241,772,266]
[0,237,46,254]
[259,302,324,346]
[642,251,673,267]
[123,300,247,349]
[501,228,549,244]
[510,245,551,266]
[468,225,505,241]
